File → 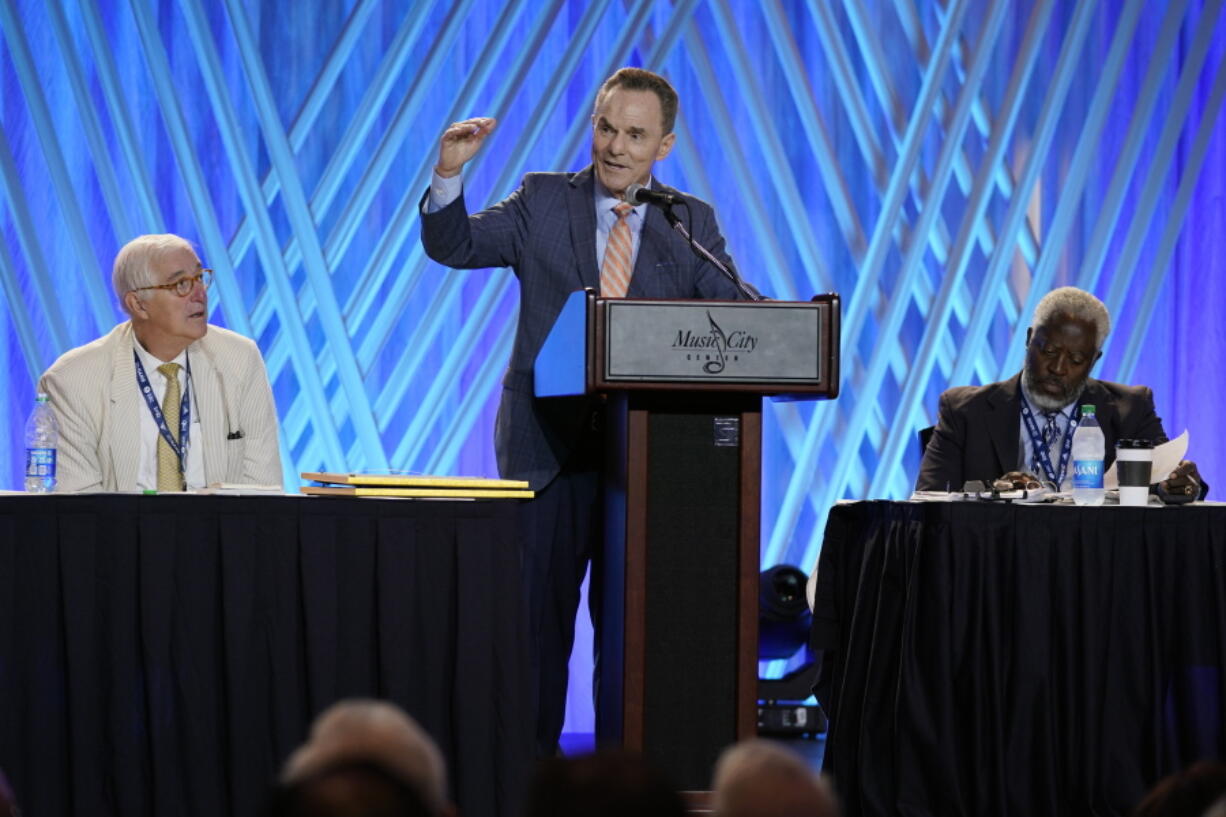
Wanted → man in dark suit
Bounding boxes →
[916,286,1204,498]
[419,68,749,755]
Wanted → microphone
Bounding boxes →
[625,182,684,207]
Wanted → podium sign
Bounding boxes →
[603,300,827,385]
[536,291,839,397]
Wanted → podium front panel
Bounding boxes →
[599,392,760,790]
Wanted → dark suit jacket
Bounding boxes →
[420,166,744,489]
[916,373,1169,492]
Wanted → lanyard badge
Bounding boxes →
[1019,390,1080,486]
[134,351,192,474]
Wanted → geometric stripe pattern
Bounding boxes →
[2,1,1225,598]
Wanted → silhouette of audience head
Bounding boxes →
[1131,760,1226,817]
[279,699,451,817]
[519,749,685,817]
[267,760,432,817]
[0,768,18,817]
[711,739,839,817]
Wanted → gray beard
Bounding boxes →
[1022,366,1086,413]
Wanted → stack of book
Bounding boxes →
[301,472,533,499]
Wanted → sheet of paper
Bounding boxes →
[192,483,286,495]
[908,490,961,502]
[1103,429,1188,489]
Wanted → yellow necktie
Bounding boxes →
[156,362,185,492]
[600,203,634,298]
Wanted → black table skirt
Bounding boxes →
[0,494,533,817]
[812,500,1226,817]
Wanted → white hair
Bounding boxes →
[1031,286,1110,350]
[281,699,448,814]
[111,233,196,307]
[711,739,840,817]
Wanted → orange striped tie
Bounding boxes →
[600,203,634,298]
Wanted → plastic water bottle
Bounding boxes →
[1071,404,1104,506]
[24,393,59,493]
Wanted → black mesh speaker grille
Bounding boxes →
[642,410,741,789]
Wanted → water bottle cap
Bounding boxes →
[1081,404,1095,416]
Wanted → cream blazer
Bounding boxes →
[38,321,283,492]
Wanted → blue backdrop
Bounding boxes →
[2,0,1225,730]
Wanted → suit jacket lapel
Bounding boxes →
[1080,379,1120,467]
[567,167,600,292]
[986,374,1023,477]
[627,205,671,298]
[190,337,228,484]
[108,325,143,490]
[1081,379,1115,427]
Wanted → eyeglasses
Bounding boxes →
[131,269,214,298]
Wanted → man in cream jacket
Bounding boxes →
[38,234,282,492]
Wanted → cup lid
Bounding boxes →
[1116,439,1155,449]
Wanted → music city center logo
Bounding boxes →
[671,311,758,374]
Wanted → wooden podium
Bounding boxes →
[535,290,840,788]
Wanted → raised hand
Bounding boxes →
[436,117,497,178]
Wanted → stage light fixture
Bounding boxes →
[758,564,812,660]
[757,564,826,737]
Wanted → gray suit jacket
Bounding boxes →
[38,321,283,492]
[915,373,1169,492]
[420,166,745,489]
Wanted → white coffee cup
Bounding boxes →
[1116,440,1154,506]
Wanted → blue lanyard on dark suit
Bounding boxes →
[1019,390,1081,486]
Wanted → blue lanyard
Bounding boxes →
[1019,390,1080,486]
[133,351,192,474]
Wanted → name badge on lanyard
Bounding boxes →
[133,351,192,475]
[1019,390,1080,486]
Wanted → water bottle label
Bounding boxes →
[25,447,56,478]
[1072,459,1103,490]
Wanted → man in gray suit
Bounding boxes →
[420,68,751,754]
[916,286,1204,498]
[39,234,282,492]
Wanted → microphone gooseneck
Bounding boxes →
[622,182,762,301]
